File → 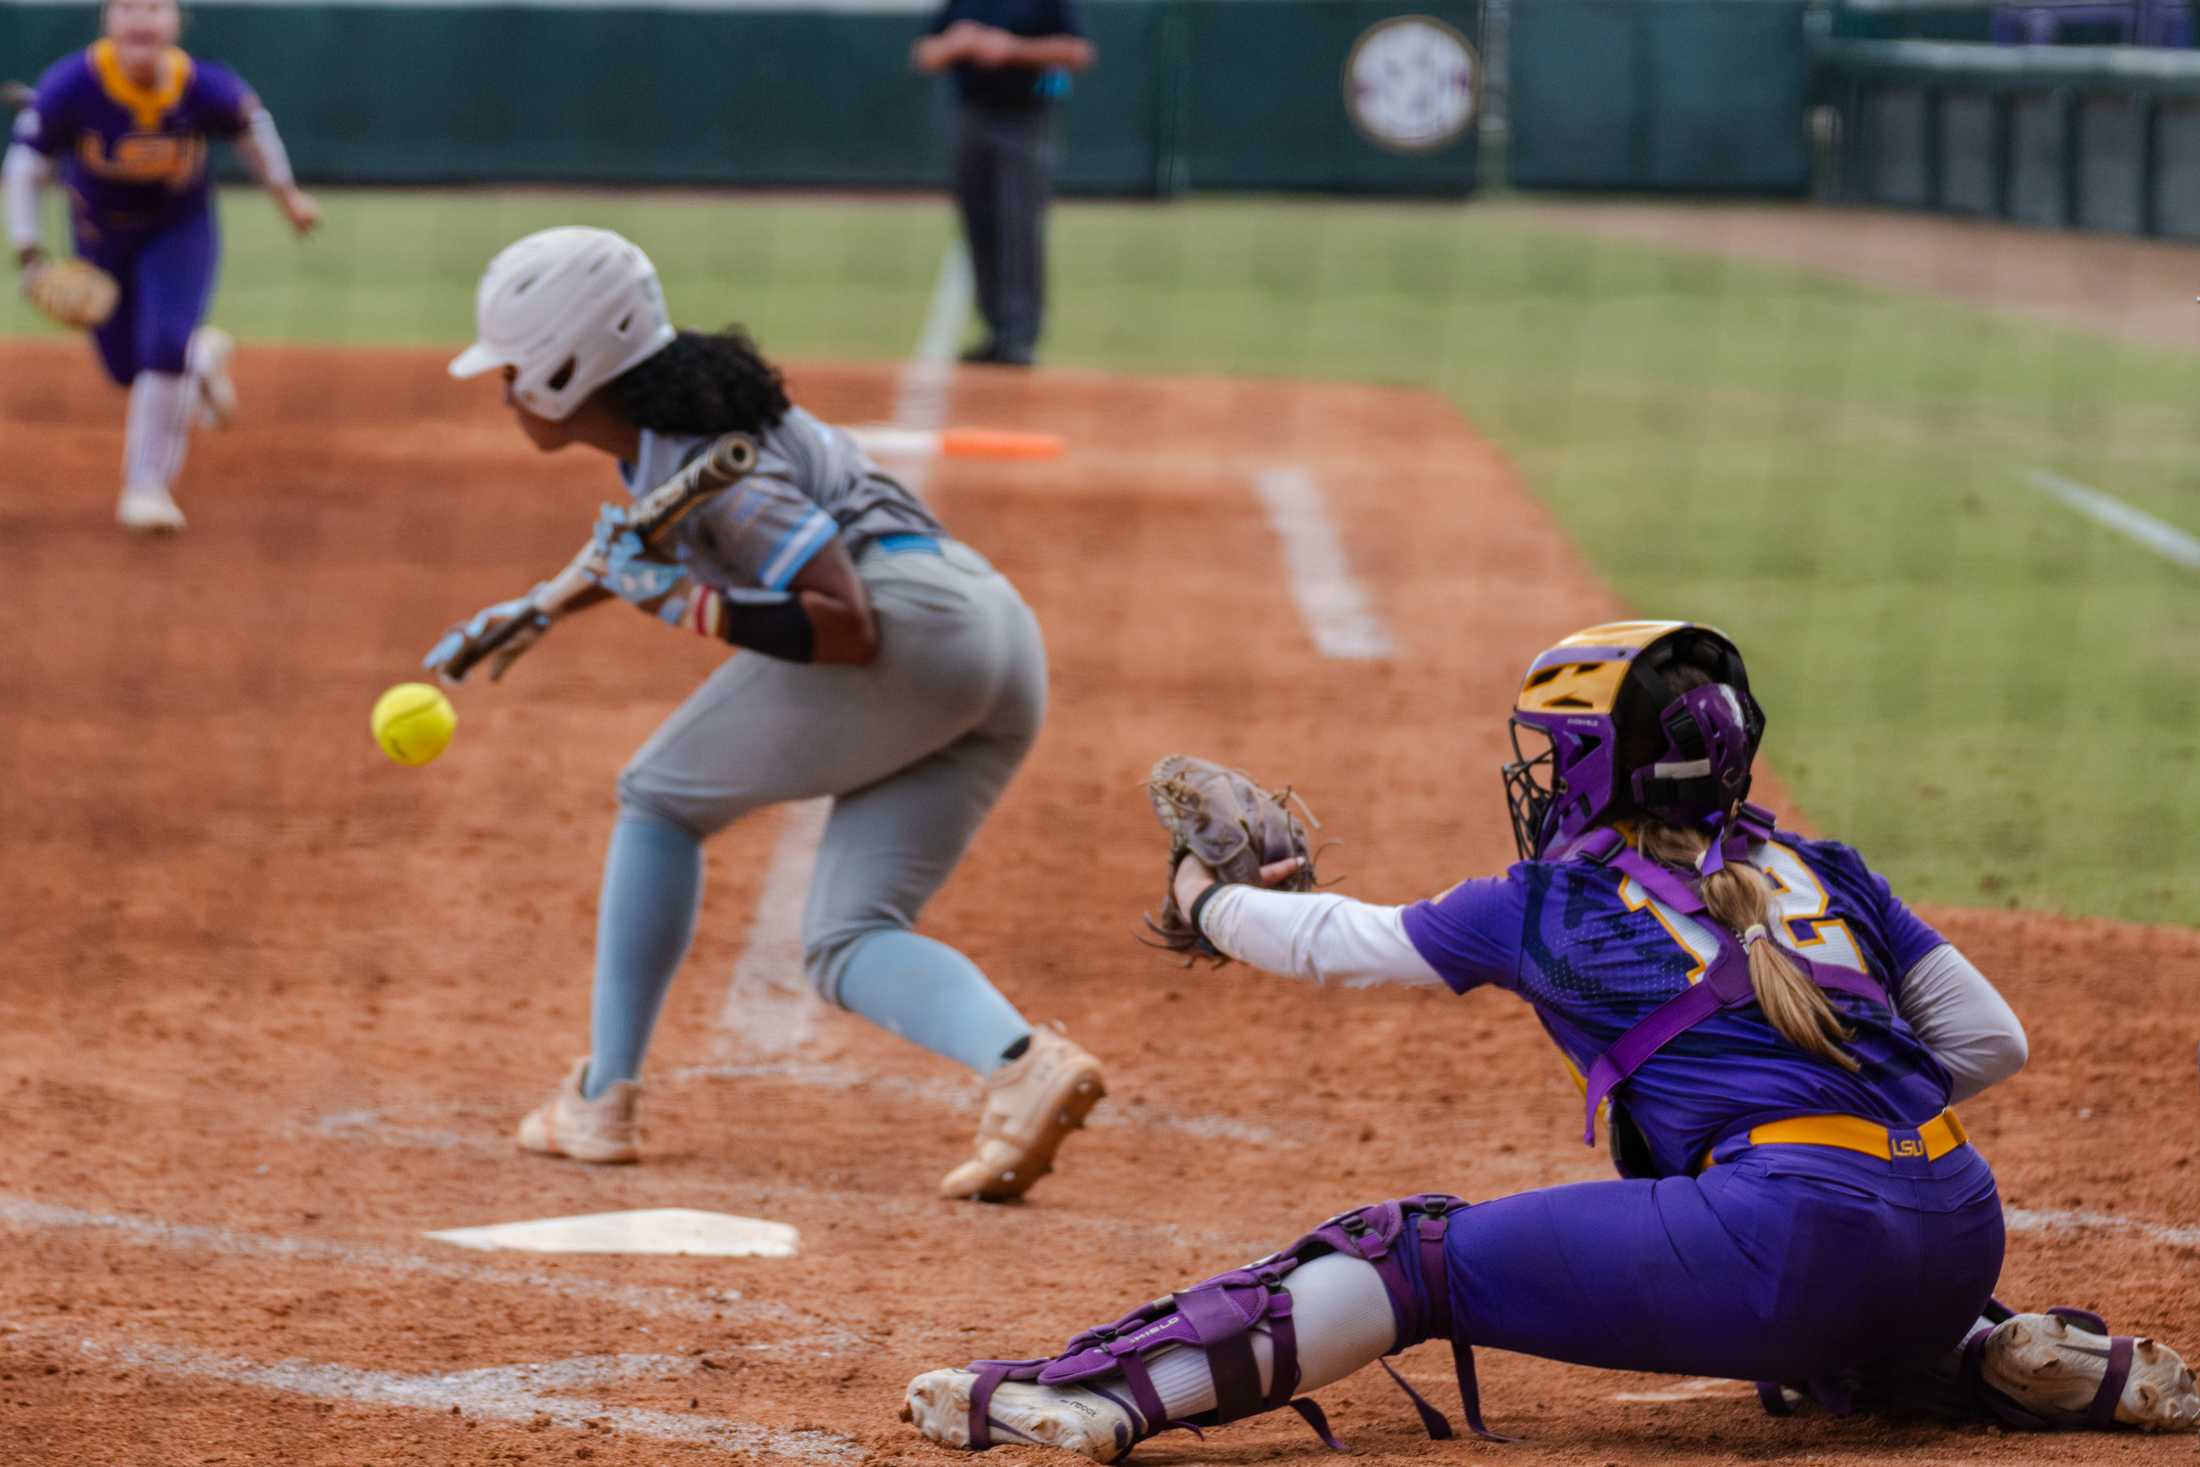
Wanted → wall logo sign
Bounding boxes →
[1343,15,1478,153]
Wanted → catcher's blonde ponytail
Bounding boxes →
[1636,820,1859,1073]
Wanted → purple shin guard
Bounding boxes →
[962,1194,1503,1456]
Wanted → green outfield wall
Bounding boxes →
[1827,0,1993,43]
[1507,0,1813,194]
[1818,38,2200,238]
[0,0,1483,194]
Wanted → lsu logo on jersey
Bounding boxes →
[76,131,206,188]
[1891,1136,1926,1158]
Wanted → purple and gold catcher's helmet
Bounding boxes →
[1502,621,1766,861]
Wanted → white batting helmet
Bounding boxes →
[448,227,677,422]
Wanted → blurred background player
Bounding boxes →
[904,621,2197,1455]
[912,0,1092,367]
[427,227,1106,1201]
[3,0,317,532]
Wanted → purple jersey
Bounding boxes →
[1401,832,1955,1177]
[21,41,255,236]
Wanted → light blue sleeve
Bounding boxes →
[681,476,838,591]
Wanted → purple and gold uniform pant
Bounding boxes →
[75,200,218,386]
[1449,1141,2004,1382]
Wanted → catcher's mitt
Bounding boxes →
[23,257,120,330]
[1143,754,1320,963]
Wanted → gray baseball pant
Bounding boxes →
[615,539,1047,1003]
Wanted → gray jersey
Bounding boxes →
[620,405,945,593]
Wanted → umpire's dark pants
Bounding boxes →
[953,102,1052,361]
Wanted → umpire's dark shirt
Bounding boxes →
[927,0,1084,110]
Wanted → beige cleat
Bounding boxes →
[1981,1312,2200,1430]
[116,481,186,533]
[939,1027,1106,1201]
[516,1059,641,1164]
[186,326,237,429]
[902,1368,1137,1462]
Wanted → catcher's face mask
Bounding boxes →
[1500,621,1764,861]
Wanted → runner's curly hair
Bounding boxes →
[607,327,792,436]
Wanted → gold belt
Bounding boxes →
[1703,1108,1967,1169]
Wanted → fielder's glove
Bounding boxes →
[1143,754,1320,964]
[22,256,120,330]
[423,588,549,686]
[589,503,687,610]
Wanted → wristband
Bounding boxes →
[1186,880,1230,947]
[687,585,816,663]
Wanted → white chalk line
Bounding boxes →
[28,1330,861,1462]
[713,242,970,1062]
[1610,1376,1757,1404]
[1250,466,1396,661]
[895,238,971,434]
[714,799,831,1058]
[0,1194,860,1353]
[2004,1205,2200,1250]
[2025,468,2200,569]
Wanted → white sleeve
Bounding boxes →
[1894,943,2028,1102]
[244,107,295,189]
[4,141,49,256]
[1197,885,1447,989]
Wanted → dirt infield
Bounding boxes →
[2,339,2196,1466]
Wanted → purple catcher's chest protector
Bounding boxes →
[1570,815,1891,1152]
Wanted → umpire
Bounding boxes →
[913,0,1094,366]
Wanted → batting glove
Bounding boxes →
[423,588,549,685]
[590,503,687,609]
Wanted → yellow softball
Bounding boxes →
[371,682,457,767]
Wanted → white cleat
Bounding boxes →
[902,1369,1138,1463]
[186,326,237,429]
[939,1026,1106,1201]
[116,481,186,533]
[515,1058,641,1164]
[1981,1312,2200,1430]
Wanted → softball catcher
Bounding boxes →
[430,227,1104,1201]
[3,0,317,532]
[904,621,2197,1454]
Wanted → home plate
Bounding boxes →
[425,1208,799,1258]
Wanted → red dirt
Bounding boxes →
[2,339,2195,1466]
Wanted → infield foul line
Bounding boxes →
[1252,467,1396,660]
[39,1333,860,1462]
[2003,1205,2200,1250]
[714,799,831,1056]
[2024,468,2200,569]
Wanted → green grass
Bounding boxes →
[3,189,956,357]
[12,189,2198,922]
